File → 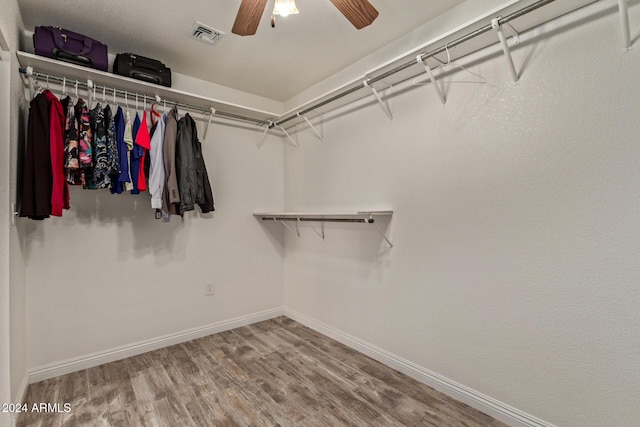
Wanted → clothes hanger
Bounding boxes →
[33,76,43,95]
[150,102,161,126]
[412,44,496,87]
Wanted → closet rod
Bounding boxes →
[18,68,271,126]
[261,217,374,223]
[272,0,555,128]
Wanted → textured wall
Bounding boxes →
[0,50,13,427]
[0,0,26,425]
[9,56,27,410]
[283,2,640,426]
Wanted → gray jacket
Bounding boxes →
[162,107,180,216]
[176,113,214,214]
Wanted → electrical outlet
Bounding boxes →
[205,283,215,296]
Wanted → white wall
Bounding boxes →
[9,52,27,414]
[283,2,640,426]
[0,50,13,427]
[24,118,285,368]
[0,0,27,426]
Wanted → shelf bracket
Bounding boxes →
[297,112,324,142]
[618,0,633,52]
[363,80,393,121]
[203,107,216,140]
[366,214,393,248]
[24,66,34,100]
[87,79,94,107]
[416,55,446,105]
[280,126,299,148]
[275,217,298,237]
[492,17,519,82]
[309,221,325,240]
[11,203,18,227]
[258,122,273,149]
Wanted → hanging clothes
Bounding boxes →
[149,111,167,211]
[75,99,93,187]
[20,92,52,219]
[123,109,134,191]
[62,96,81,184]
[45,90,70,216]
[20,90,69,219]
[86,103,111,189]
[103,105,120,177]
[162,106,180,218]
[130,113,141,194]
[135,110,151,192]
[19,87,216,220]
[176,113,214,214]
[110,106,130,194]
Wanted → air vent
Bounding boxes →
[190,22,225,45]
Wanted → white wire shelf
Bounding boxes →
[254,211,394,247]
[16,51,279,125]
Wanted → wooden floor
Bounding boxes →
[19,317,506,426]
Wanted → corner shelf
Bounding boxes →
[253,211,393,247]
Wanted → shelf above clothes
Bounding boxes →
[254,211,394,247]
[16,51,280,126]
[17,0,621,138]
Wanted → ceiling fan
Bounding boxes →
[232,0,379,36]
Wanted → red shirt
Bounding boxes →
[45,90,69,216]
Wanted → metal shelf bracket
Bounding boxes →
[297,112,324,142]
[416,55,446,105]
[203,107,216,140]
[280,126,299,148]
[618,0,633,52]
[492,17,519,82]
[363,80,393,121]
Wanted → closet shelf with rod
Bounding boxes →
[273,0,604,132]
[17,1,627,136]
[16,51,278,126]
[254,211,394,248]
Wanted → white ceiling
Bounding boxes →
[16,0,469,102]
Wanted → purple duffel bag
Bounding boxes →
[33,26,108,71]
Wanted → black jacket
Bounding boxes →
[20,92,52,219]
[175,113,214,214]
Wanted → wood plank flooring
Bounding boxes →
[18,317,507,426]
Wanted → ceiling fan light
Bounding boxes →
[273,0,299,17]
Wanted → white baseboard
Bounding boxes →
[28,307,285,384]
[284,308,556,427]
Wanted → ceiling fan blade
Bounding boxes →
[232,0,268,36]
[329,0,379,29]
